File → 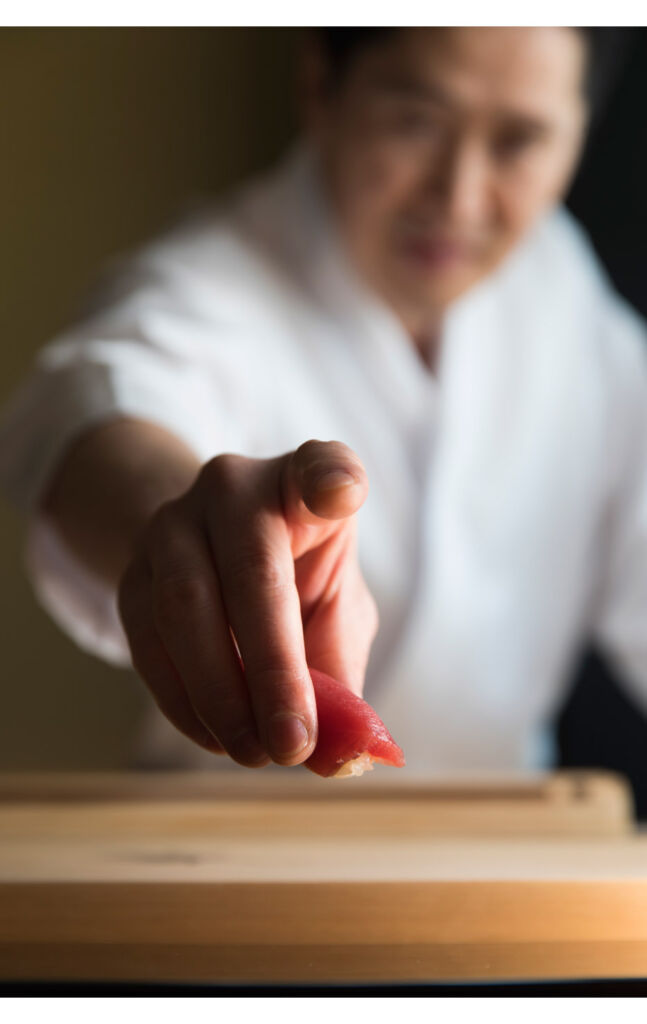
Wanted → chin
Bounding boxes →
[398,270,481,311]
[385,251,484,308]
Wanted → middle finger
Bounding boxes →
[147,506,269,768]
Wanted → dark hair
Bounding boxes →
[316,27,393,79]
[316,27,633,117]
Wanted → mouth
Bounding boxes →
[395,219,480,271]
[401,236,472,269]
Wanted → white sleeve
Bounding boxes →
[591,296,647,713]
[0,243,249,666]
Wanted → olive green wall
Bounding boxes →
[0,28,298,769]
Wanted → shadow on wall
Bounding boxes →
[0,27,299,770]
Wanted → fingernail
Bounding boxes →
[268,713,309,759]
[232,730,269,767]
[315,470,357,492]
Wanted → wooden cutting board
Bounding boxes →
[1,770,646,984]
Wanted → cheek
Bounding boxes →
[495,149,578,246]
[335,133,424,227]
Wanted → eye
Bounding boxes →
[492,129,542,161]
[389,105,438,139]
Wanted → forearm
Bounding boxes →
[41,417,202,588]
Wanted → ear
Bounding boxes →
[296,30,336,143]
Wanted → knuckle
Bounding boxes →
[153,573,212,626]
[188,671,237,709]
[225,545,290,596]
[200,452,246,492]
[145,500,184,556]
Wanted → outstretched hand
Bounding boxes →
[117,440,378,768]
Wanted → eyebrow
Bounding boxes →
[370,74,453,107]
[369,73,554,136]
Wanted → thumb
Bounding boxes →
[281,439,369,530]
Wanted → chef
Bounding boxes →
[1,27,646,775]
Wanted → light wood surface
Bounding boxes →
[1,770,646,984]
[0,767,635,834]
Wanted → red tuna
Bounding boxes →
[305,667,405,778]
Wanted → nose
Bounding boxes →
[424,136,491,227]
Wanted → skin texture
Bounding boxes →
[43,29,591,768]
[44,420,377,768]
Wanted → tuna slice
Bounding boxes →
[305,667,406,778]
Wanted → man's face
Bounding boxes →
[305,28,589,326]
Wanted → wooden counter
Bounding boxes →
[1,770,646,985]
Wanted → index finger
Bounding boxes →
[206,493,316,765]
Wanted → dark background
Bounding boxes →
[559,27,647,817]
[0,28,298,773]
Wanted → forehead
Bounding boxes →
[353,27,587,120]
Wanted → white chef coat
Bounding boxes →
[2,141,647,775]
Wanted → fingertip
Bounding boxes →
[230,729,272,768]
[314,469,360,492]
[288,440,368,521]
[267,711,312,765]
[304,468,366,520]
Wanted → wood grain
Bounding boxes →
[0,768,634,835]
[1,770,645,984]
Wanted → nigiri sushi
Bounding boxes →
[305,667,405,778]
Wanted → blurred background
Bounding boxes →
[1,28,646,811]
[0,27,299,771]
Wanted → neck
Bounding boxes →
[399,306,444,374]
